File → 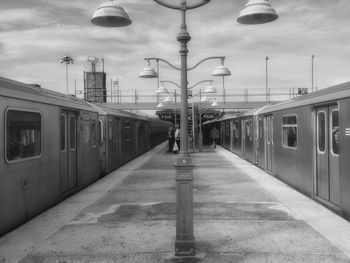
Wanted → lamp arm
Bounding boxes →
[152,0,181,10]
[153,0,210,10]
[145,57,181,71]
[188,56,225,71]
[161,80,181,89]
[188,79,213,90]
[186,0,211,10]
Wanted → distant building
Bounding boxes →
[84,71,107,103]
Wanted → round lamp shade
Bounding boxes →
[91,1,132,27]
[212,65,232,77]
[204,85,217,93]
[163,96,173,103]
[156,102,165,108]
[211,101,219,107]
[237,0,278,25]
[156,85,169,94]
[139,66,158,78]
[201,96,209,102]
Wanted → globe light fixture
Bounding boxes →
[201,96,209,102]
[163,95,173,103]
[156,102,165,108]
[91,0,132,27]
[212,64,232,77]
[156,85,169,94]
[139,61,158,78]
[211,100,218,107]
[237,0,278,25]
[204,85,217,93]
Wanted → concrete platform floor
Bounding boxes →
[1,142,350,263]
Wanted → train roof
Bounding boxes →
[0,77,97,112]
[259,81,350,114]
[89,103,150,121]
[203,105,271,125]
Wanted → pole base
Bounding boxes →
[175,239,195,256]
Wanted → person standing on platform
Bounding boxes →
[210,126,219,149]
[173,124,180,153]
[168,125,175,153]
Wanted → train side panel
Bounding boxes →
[0,99,61,236]
[339,98,350,219]
[76,112,100,187]
[268,107,314,196]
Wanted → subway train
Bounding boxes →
[0,77,169,236]
[204,82,350,220]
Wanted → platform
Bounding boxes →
[1,142,350,263]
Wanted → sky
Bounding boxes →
[0,0,350,105]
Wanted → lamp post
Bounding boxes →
[91,0,278,257]
[60,56,74,95]
[312,54,315,92]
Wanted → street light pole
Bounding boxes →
[92,0,278,257]
[312,54,315,92]
[60,56,74,95]
[265,55,269,103]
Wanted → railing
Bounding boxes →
[76,88,308,104]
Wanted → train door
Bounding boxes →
[258,117,265,168]
[114,118,120,167]
[230,120,234,151]
[316,106,340,207]
[264,115,273,173]
[60,110,77,193]
[241,119,246,157]
[107,117,119,171]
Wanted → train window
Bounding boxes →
[138,122,145,137]
[331,110,339,155]
[282,115,297,149]
[124,120,131,141]
[6,110,41,161]
[246,120,250,138]
[234,121,240,138]
[99,120,103,145]
[249,119,253,141]
[108,122,113,141]
[60,115,66,151]
[69,116,76,150]
[318,112,326,152]
[271,117,274,145]
[91,119,97,147]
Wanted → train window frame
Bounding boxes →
[60,114,66,152]
[330,109,339,156]
[124,120,131,141]
[90,118,97,148]
[282,114,298,149]
[249,118,253,141]
[317,110,327,153]
[5,108,42,163]
[99,119,104,145]
[234,121,240,138]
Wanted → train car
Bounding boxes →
[149,118,170,148]
[89,104,152,175]
[0,77,99,236]
[213,108,266,165]
[206,82,350,220]
[257,82,350,218]
[0,77,169,237]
